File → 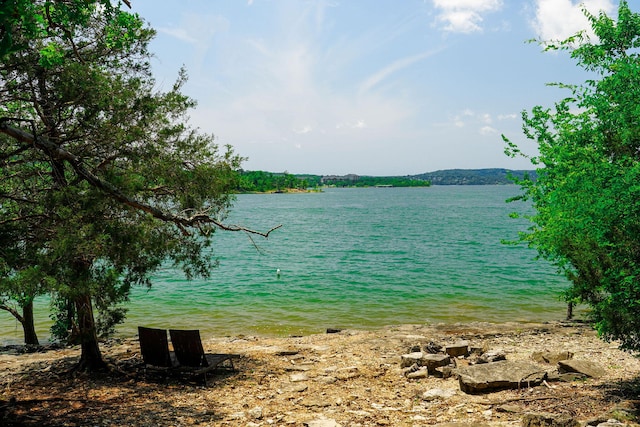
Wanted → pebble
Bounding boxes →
[248,406,263,420]
[304,419,342,427]
[406,367,429,379]
[290,373,309,382]
[422,388,457,401]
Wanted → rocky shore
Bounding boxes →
[1,321,639,426]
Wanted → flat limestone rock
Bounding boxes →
[400,352,423,368]
[290,373,309,382]
[558,360,606,378]
[401,352,451,370]
[456,360,547,394]
[446,341,470,357]
[422,353,451,370]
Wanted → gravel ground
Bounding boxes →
[1,321,639,426]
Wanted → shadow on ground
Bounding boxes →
[0,349,258,427]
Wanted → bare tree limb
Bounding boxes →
[0,120,282,238]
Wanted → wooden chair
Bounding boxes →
[169,329,239,385]
[137,326,178,381]
[138,326,174,367]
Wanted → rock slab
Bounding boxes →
[558,360,606,378]
[445,341,469,357]
[456,360,547,394]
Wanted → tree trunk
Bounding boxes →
[74,293,106,371]
[0,300,39,346]
[566,301,574,321]
[22,300,39,346]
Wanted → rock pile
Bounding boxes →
[401,339,609,393]
[398,336,626,426]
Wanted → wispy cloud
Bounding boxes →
[336,119,367,130]
[293,125,313,134]
[450,109,499,135]
[531,0,615,42]
[157,13,229,47]
[480,125,497,135]
[432,0,503,33]
[359,50,440,95]
[135,0,560,174]
[157,27,198,44]
[155,13,230,78]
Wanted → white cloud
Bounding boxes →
[335,120,367,130]
[293,125,313,134]
[432,0,503,33]
[498,113,518,120]
[480,125,497,135]
[451,109,497,131]
[531,0,615,42]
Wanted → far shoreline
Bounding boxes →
[0,312,585,347]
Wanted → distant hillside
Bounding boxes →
[410,168,536,185]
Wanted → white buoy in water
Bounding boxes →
[276,268,281,278]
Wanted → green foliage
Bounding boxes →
[237,170,312,192]
[49,295,73,342]
[38,42,65,67]
[505,1,640,350]
[0,0,246,365]
[235,171,430,192]
[0,1,120,59]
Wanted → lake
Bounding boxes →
[0,186,570,343]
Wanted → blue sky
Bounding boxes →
[132,0,620,175]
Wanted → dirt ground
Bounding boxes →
[1,321,639,426]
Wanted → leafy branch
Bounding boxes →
[0,119,281,238]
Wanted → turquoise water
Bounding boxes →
[0,186,570,343]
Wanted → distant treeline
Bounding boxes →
[235,171,430,192]
[235,169,535,192]
[236,171,311,192]
[322,175,430,188]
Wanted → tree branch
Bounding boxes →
[0,303,25,325]
[0,214,48,226]
[0,121,282,237]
